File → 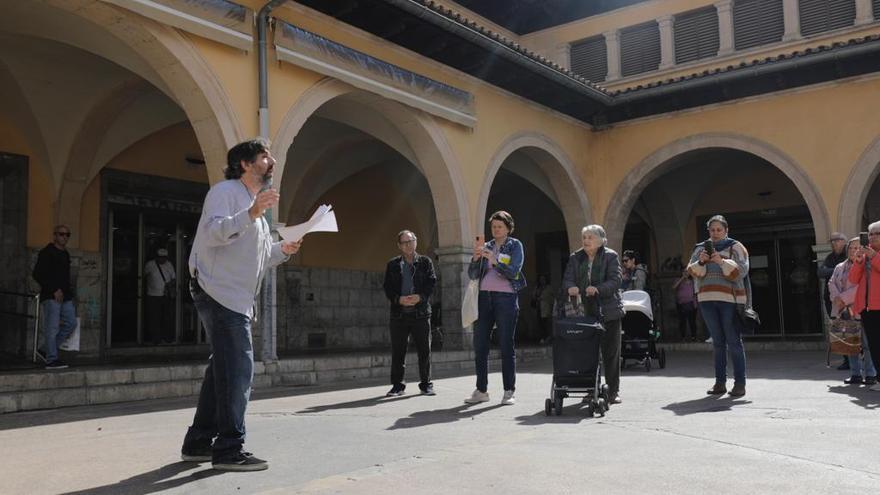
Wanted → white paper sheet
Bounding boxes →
[276,204,338,241]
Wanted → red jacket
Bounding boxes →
[847,258,880,314]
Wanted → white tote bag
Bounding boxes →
[461,279,480,328]
[59,317,81,352]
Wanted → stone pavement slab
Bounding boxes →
[1,351,878,494]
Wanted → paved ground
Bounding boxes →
[1,350,878,495]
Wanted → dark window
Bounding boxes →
[733,0,785,50]
[674,7,720,64]
[620,21,661,77]
[570,35,608,82]
[799,0,856,36]
[874,0,880,19]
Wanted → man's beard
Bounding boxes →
[260,169,273,186]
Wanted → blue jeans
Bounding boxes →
[473,291,519,392]
[41,299,76,362]
[699,301,746,385]
[848,328,877,378]
[183,290,254,461]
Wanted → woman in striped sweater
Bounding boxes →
[687,215,750,397]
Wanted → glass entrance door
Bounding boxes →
[107,206,202,347]
[737,231,822,337]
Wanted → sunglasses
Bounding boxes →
[55,232,71,237]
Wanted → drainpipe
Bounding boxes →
[257,0,288,363]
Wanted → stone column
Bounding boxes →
[855,0,875,25]
[604,29,621,81]
[256,222,283,363]
[715,0,734,56]
[658,15,675,70]
[436,246,473,350]
[782,0,802,42]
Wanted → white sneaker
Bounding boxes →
[705,337,713,343]
[870,383,880,392]
[464,389,490,403]
[501,390,515,405]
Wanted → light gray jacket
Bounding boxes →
[189,179,288,317]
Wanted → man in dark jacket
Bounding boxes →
[819,232,849,369]
[32,225,76,369]
[382,230,437,396]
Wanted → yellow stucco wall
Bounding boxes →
[589,75,880,228]
[295,164,436,271]
[0,117,55,248]
[10,2,880,264]
[76,122,209,252]
[521,0,880,92]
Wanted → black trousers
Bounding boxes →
[390,314,432,388]
[601,318,622,396]
[146,295,174,344]
[861,310,880,374]
[677,303,698,339]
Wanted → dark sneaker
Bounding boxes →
[386,385,405,397]
[844,376,864,385]
[213,452,268,472]
[45,360,69,370]
[865,376,877,385]
[729,384,746,397]
[420,384,436,396]
[181,445,212,462]
[706,382,726,395]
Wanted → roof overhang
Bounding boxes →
[293,0,880,128]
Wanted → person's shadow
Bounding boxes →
[297,394,417,414]
[826,385,880,409]
[388,403,504,430]
[662,396,753,416]
[59,461,222,495]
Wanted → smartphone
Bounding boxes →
[702,239,714,255]
[860,232,869,246]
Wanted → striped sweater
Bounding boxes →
[686,238,749,304]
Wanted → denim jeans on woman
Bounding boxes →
[41,299,76,362]
[182,289,254,461]
[473,291,519,392]
[848,327,877,378]
[699,301,746,385]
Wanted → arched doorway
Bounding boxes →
[609,135,831,340]
[0,1,238,360]
[479,134,592,343]
[839,136,880,235]
[274,83,470,351]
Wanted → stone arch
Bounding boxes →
[478,131,593,252]
[839,135,880,236]
[603,133,831,250]
[17,0,244,246]
[0,58,53,192]
[56,78,161,237]
[273,77,470,249]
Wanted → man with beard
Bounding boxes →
[180,138,302,471]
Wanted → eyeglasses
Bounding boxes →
[55,232,71,237]
[399,240,416,245]
[869,232,880,236]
